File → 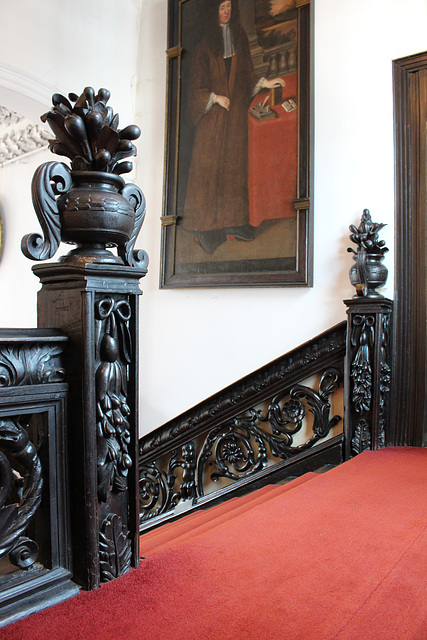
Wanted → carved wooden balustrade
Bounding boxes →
[139,209,393,531]
[0,330,78,627]
[139,323,347,530]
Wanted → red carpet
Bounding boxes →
[141,473,318,555]
[3,448,427,640]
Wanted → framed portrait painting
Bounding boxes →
[160,0,313,288]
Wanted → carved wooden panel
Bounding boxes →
[344,299,392,459]
[0,330,77,628]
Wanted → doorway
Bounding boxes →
[392,51,427,446]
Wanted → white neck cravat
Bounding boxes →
[221,23,234,58]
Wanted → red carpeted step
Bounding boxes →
[140,484,281,556]
[140,484,277,542]
[139,484,278,547]
[144,473,316,556]
[141,473,319,549]
[142,472,318,556]
[140,475,317,556]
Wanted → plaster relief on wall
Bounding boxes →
[0,106,50,166]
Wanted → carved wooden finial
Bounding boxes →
[21,87,148,269]
[41,87,141,175]
[347,209,389,298]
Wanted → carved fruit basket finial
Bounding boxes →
[21,87,148,268]
[347,209,388,298]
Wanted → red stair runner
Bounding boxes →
[140,473,318,556]
[3,448,427,640]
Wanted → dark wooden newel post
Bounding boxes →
[33,262,146,589]
[344,210,392,460]
[21,87,148,590]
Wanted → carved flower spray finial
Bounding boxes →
[22,86,148,268]
[347,209,388,256]
[347,209,388,298]
[41,87,141,174]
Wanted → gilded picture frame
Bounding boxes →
[160,0,313,288]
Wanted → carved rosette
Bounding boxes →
[95,296,133,580]
[0,418,43,569]
[140,368,342,521]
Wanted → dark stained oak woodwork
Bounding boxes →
[392,52,427,446]
[34,262,147,590]
[0,330,78,628]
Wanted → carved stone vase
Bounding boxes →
[349,249,388,298]
[22,162,147,267]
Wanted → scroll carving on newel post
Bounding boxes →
[21,87,148,590]
[344,209,392,460]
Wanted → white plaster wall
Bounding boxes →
[0,0,141,123]
[0,150,49,328]
[0,0,425,436]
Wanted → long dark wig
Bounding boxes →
[205,0,244,55]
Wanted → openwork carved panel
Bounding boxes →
[140,324,347,458]
[196,369,341,493]
[140,358,344,525]
[0,330,78,624]
[0,417,42,569]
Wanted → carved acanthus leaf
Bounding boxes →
[0,343,65,387]
[351,419,371,456]
[99,514,132,582]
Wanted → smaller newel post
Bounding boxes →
[21,87,148,589]
[344,209,392,460]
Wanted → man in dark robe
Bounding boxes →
[183,0,284,253]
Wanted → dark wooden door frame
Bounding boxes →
[392,51,427,446]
